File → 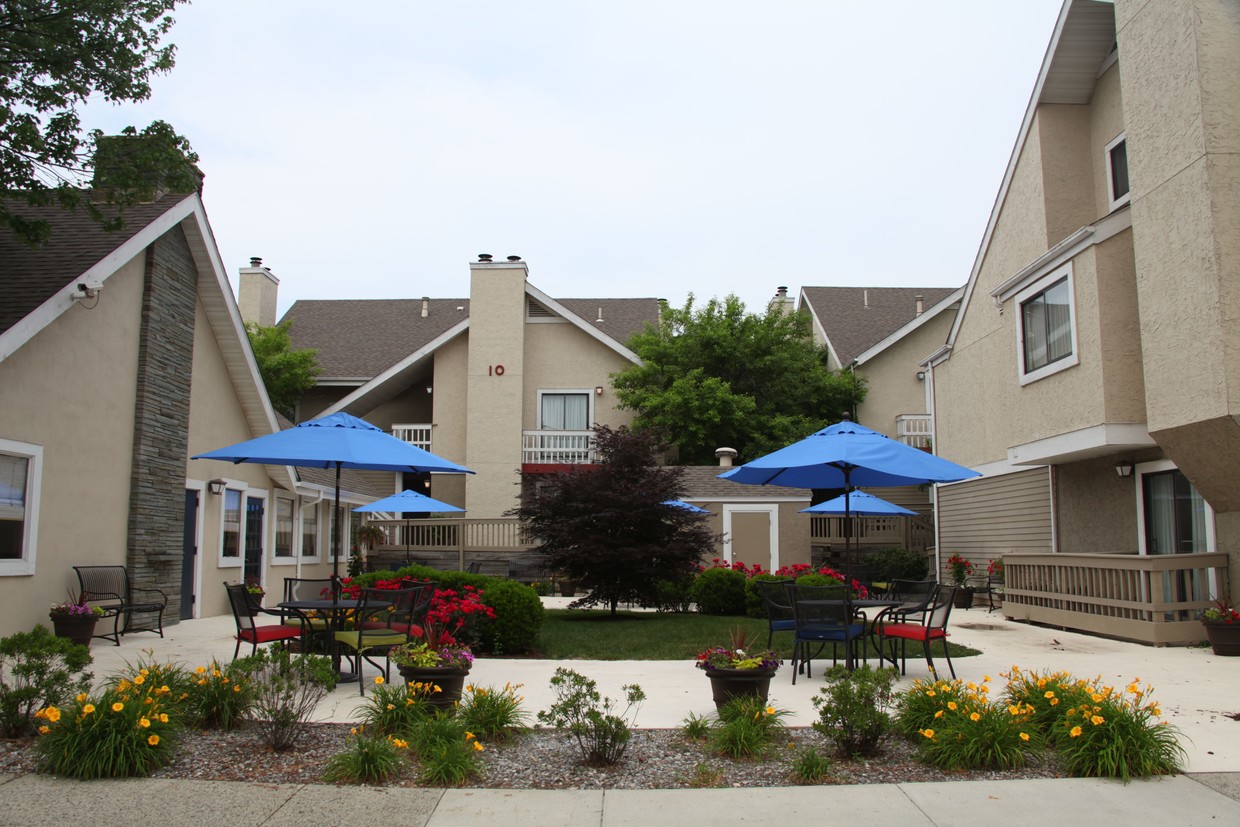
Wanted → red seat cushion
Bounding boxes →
[881,624,947,642]
[240,625,302,644]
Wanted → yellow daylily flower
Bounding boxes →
[111,702,124,713]
[82,704,96,715]
[148,734,160,746]
[139,717,151,728]
[1070,725,1082,737]
[1019,732,1030,741]
[969,712,981,722]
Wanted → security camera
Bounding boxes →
[73,279,104,299]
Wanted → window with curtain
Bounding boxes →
[301,503,318,558]
[274,498,294,558]
[540,392,589,430]
[1142,470,1208,554]
[0,453,29,561]
[222,489,241,558]
[1021,276,1073,374]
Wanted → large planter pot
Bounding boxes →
[396,664,471,709]
[49,614,97,647]
[704,667,776,711]
[558,579,577,598]
[1203,621,1240,656]
[952,587,974,609]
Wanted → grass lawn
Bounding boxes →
[533,609,981,662]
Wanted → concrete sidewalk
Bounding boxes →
[2,602,1239,825]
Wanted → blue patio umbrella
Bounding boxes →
[354,489,466,564]
[194,412,474,580]
[662,500,712,514]
[800,490,918,517]
[721,418,978,578]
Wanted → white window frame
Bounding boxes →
[1015,263,1079,386]
[536,389,594,431]
[1105,132,1130,212]
[272,495,296,565]
[0,438,42,576]
[300,498,321,561]
[216,482,246,569]
[1134,459,1216,556]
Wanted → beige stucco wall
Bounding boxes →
[522,321,636,430]
[464,263,528,518]
[0,254,145,633]
[429,335,469,508]
[855,310,953,439]
[1038,103,1096,243]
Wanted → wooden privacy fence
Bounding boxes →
[1001,552,1229,645]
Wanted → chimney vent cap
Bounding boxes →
[478,254,493,262]
[507,255,522,262]
[249,257,263,268]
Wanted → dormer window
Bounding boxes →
[1105,133,1130,211]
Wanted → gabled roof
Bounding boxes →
[283,294,658,382]
[799,286,958,367]
[679,466,810,501]
[944,0,1117,357]
[0,190,295,491]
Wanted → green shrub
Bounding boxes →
[530,581,552,596]
[744,574,791,619]
[811,664,898,757]
[681,712,711,740]
[323,729,411,784]
[1050,678,1184,780]
[791,747,833,783]
[794,573,843,588]
[868,546,929,584]
[183,659,251,730]
[691,567,748,615]
[240,648,337,751]
[407,713,484,785]
[646,575,694,613]
[477,578,543,655]
[710,695,790,759]
[537,667,645,766]
[457,682,529,740]
[33,670,179,779]
[0,625,93,738]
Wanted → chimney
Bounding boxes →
[715,447,738,467]
[768,285,795,316]
[421,296,430,318]
[238,258,279,327]
[915,294,924,316]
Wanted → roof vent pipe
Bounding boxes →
[863,289,870,309]
[421,296,430,318]
[715,447,738,468]
[915,294,924,315]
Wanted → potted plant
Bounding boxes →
[1201,598,1240,656]
[48,590,107,646]
[235,580,265,609]
[946,553,975,608]
[391,630,475,710]
[695,626,782,711]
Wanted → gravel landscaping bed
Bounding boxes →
[0,723,1065,788]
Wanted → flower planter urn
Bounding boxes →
[558,579,577,598]
[1202,621,1240,656]
[49,614,97,647]
[704,667,776,711]
[397,664,471,709]
[952,587,974,609]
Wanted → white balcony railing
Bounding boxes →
[522,430,594,464]
[392,423,432,452]
[896,414,932,448]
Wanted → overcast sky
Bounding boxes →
[82,1,1064,318]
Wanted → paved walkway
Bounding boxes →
[2,602,1239,825]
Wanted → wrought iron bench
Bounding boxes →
[73,565,167,645]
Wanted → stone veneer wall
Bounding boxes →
[126,225,197,621]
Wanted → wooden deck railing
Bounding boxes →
[1001,552,1229,645]
[809,514,934,551]
[365,517,534,571]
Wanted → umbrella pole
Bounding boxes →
[332,462,342,590]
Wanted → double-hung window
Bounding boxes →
[301,502,319,559]
[1016,263,1078,384]
[221,489,242,563]
[1105,132,1130,211]
[274,497,294,562]
[0,439,41,576]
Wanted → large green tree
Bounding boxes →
[512,425,717,616]
[613,295,866,465]
[1,0,197,245]
[246,321,322,420]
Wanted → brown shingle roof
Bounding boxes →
[282,295,659,380]
[0,194,185,334]
[800,286,957,366]
[678,466,810,500]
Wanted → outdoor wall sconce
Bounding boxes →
[207,479,228,495]
[595,386,604,396]
[1114,461,1135,478]
[915,371,926,381]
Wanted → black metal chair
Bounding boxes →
[753,577,796,650]
[333,587,408,695]
[224,582,303,660]
[73,565,167,645]
[876,584,958,678]
[880,578,937,623]
[360,580,437,638]
[786,583,869,683]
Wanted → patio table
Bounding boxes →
[278,597,387,682]
[798,598,903,668]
